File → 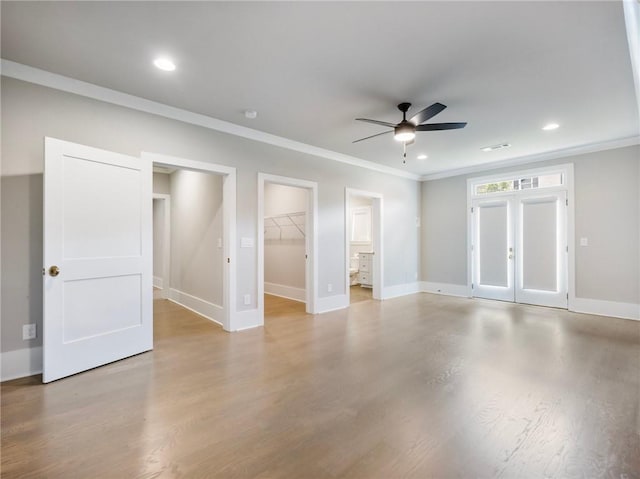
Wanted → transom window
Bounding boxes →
[474,173,563,196]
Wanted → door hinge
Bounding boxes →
[227,258,230,264]
[566,245,569,253]
[471,207,474,213]
[567,293,569,300]
[305,254,308,259]
[471,244,474,251]
[471,283,474,289]
[566,199,568,206]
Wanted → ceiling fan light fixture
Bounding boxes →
[394,122,416,142]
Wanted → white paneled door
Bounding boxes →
[472,198,514,302]
[472,191,567,308]
[43,138,152,383]
[515,191,568,308]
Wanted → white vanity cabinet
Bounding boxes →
[358,252,373,288]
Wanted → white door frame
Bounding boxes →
[467,163,575,309]
[143,152,237,332]
[152,193,171,299]
[258,173,318,320]
[345,188,383,302]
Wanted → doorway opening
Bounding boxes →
[263,183,308,320]
[258,173,318,324]
[467,164,574,309]
[345,188,383,304]
[152,193,170,300]
[144,152,237,332]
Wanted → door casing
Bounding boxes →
[257,173,318,322]
[142,152,237,332]
[345,188,384,302]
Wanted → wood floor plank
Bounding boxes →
[1,294,639,478]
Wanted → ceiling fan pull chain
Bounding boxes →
[403,142,407,164]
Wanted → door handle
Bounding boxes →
[49,265,60,277]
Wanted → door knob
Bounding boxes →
[49,265,60,277]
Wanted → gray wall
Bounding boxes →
[421,144,640,304]
[264,183,307,290]
[1,175,44,353]
[169,170,224,305]
[0,76,420,354]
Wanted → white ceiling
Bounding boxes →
[2,1,638,177]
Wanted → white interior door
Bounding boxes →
[515,191,567,308]
[43,138,152,383]
[472,198,515,301]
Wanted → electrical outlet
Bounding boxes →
[327,283,333,293]
[243,294,251,305]
[23,324,36,340]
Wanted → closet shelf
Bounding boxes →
[264,211,305,238]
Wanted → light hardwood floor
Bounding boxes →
[350,284,372,303]
[2,294,639,478]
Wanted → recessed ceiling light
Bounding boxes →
[153,57,176,72]
[417,154,428,160]
[542,122,559,131]
[481,142,511,152]
[244,110,258,119]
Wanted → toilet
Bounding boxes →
[349,255,359,285]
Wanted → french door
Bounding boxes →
[472,190,568,308]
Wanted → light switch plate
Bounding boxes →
[240,237,254,248]
[23,324,36,340]
[580,237,588,246]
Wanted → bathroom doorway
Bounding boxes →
[345,188,383,304]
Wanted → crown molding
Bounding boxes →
[420,135,640,181]
[0,59,420,181]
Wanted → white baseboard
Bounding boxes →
[153,276,163,289]
[571,297,640,321]
[381,282,421,300]
[232,309,263,331]
[315,294,349,313]
[168,288,224,326]
[264,282,305,302]
[420,281,470,298]
[1,346,43,382]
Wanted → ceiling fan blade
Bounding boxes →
[355,118,397,128]
[409,102,447,125]
[352,130,393,143]
[416,122,467,131]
